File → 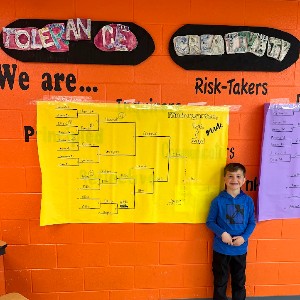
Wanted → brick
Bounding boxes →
[19,90,47,112]
[267,86,299,103]
[0,140,27,167]
[0,110,23,139]
[282,219,300,238]
[0,193,40,220]
[58,291,109,300]
[160,287,208,300]
[243,67,295,87]
[0,73,23,112]
[247,263,279,285]
[245,0,298,29]
[25,167,41,192]
[1,220,30,245]
[183,264,212,287]
[29,221,83,244]
[244,165,260,181]
[110,242,159,266]
[0,86,48,111]
[292,27,300,42]
[5,270,32,293]
[22,111,37,131]
[22,293,59,300]
[296,64,300,87]
[207,241,213,263]
[243,165,259,203]
[135,265,183,288]
[252,219,283,239]
[134,56,188,84]
[15,0,75,18]
[0,167,26,193]
[228,112,241,140]
[161,84,214,105]
[134,0,190,24]
[22,141,40,167]
[160,240,208,264]
[246,190,258,205]
[240,111,264,140]
[31,269,84,292]
[16,62,78,85]
[257,239,300,262]
[214,87,268,114]
[106,84,161,103]
[57,243,109,267]
[247,240,257,263]
[0,4,15,18]
[0,19,12,29]
[255,284,300,296]
[229,139,261,166]
[142,24,163,56]
[246,285,255,297]
[4,245,56,269]
[184,223,213,241]
[191,0,245,25]
[110,289,159,300]
[188,70,241,85]
[135,224,185,241]
[83,224,134,242]
[85,267,134,290]
[279,263,300,284]
[78,65,134,84]
[76,0,133,21]
[0,273,4,296]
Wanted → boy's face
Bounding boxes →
[224,169,246,192]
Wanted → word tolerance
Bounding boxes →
[2,19,138,53]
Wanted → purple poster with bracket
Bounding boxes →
[258,103,300,221]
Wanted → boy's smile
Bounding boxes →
[224,170,246,195]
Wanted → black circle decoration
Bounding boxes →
[0,19,155,65]
[169,24,300,72]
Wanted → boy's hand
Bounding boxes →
[232,236,245,246]
[221,232,233,245]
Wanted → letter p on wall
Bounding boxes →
[24,126,35,142]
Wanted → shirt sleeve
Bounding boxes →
[241,197,256,241]
[206,198,225,237]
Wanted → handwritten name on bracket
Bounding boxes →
[206,122,223,136]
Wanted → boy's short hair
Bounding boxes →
[224,163,246,176]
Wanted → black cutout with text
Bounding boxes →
[0,19,155,65]
[169,24,300,71]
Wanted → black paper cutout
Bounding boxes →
[0,19,155,65]
[169,24,300,72]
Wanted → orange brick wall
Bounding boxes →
[0,0,300,299]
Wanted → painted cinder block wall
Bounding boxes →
[0,0,300,299]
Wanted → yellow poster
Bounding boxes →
[37,102,229,225]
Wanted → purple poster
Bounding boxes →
[258,103,300,221]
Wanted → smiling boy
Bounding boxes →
[206,163,256,300]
